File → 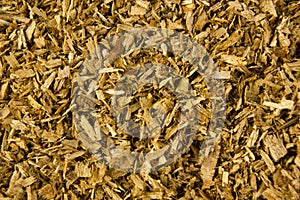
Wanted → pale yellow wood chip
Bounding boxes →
[65,150,86,160]
[246,126,259,147]
[34,37,46,48]
[220,55,247,66]
[166,19,184,30]
[0,82,9,99]
[215,30,242,51]
[260,150,276,173]
[264,134,288,162]
[0,105,10,120]
[57,66,70,79]
[262,188,282,200]
[263,98,294,110]
[222,171,229,186]
[186,11,194,32]
[143,192,164,199]
[228,1,242,10]
[130,174,145,190]
[76,162,92,178]
[11,69,35,78]
[213,27,228,39]
[26,21,36,41]
[182,0,193,5]
[260,0,277,17]
[0,19,10,25]
[43,59,62,68]
[41,71,56,91]
[105,89,125,95]
[27,95,43,110]
[16,177,36,187]
[4,53,19,68]
[10,120,28,131]
[136,0,150,9]
[194,10,208,31]
[294,155,300,168]
[11,15,30,23]
[41,131,60,142]
[130,5,147,15]
[38,184,56,199]
[32,6,48,19]
[200,145,220,189]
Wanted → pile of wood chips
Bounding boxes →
[0,0,299,199]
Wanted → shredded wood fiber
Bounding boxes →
[0,0,299,199]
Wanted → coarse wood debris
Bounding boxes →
[0,0,299,199]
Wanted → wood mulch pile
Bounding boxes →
[0,0,299,199]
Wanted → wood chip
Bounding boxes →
[264,135,288,162]
[260,0,277,17]
[200,145,220,189]
[4,53,19,69]
[260,150,276,173]
[130,6,147,16]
